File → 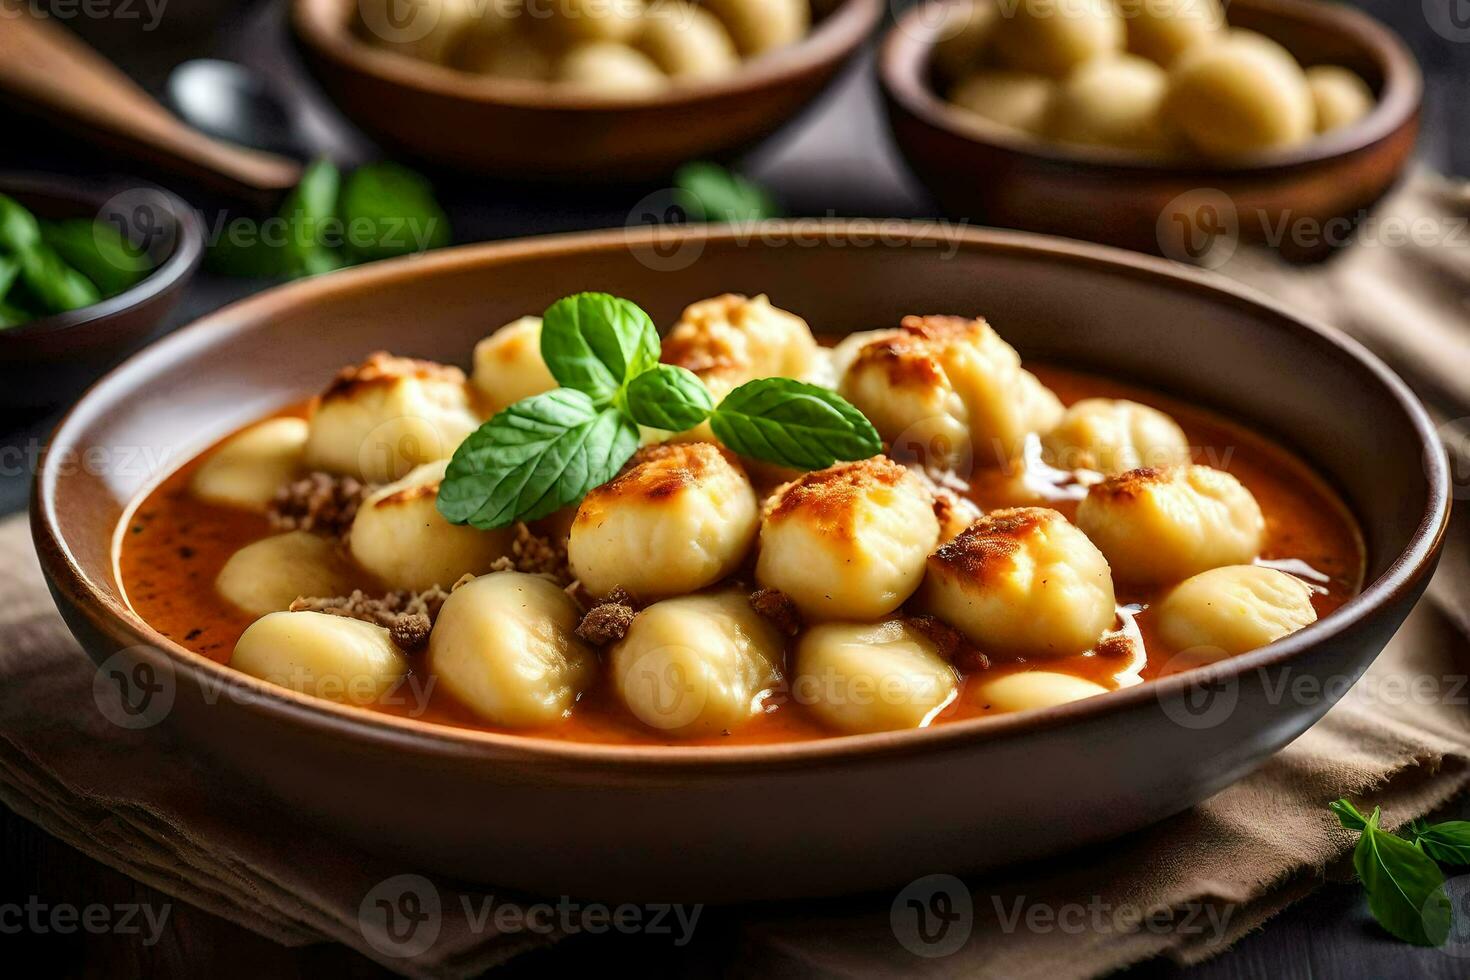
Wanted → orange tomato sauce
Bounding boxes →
[117,365,1365,745]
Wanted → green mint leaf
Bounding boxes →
[624,365,713,431]
[1409,818,1470,866]
[540,292,660,403]
[12,244,101,314]
[340,162,451,264]
[1331,798,1371,833]
[709,378,882,470]
[0,194,41,253]
[674,162,780,223]
[436,388,640,530]
[279,159,345,279]
[1351,808,1452,946]
[41,218,153,298]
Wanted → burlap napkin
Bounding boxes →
[2,172,1469,978]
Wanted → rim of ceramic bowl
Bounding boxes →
[0,174,204,342]
[291,0,885,112]
[32,221,1451,771]
[880,0,1423,176]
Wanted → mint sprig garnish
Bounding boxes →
[1331,799,1454,946]
[438,292,880,530]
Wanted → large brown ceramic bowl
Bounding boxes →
[0,174,202,410]
[880,0,1422,262]
[33,222,1448,902]
[291,0,882,181]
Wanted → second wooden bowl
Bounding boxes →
[880,0,1422,263]
[292,0,882,182]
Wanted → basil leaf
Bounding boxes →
[436,388,640,530]
[674,162,780,223]
[709,378,882,470]
[279,159,345,279]
[1331,798,1371,833]
[625,364,713,431]
[1410,818,1470,866]
[340,162,451,264]
[0,254,19,301]
[0,194,41,253]
[41,218,153,297]
[13,244,101,314]
[206,217,286,279]
[0,300,31,330]
[540,292,660,403]
[1352,808,1452,946]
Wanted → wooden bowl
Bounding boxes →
[32,223,1448,901]
[879,0,1422,263]
[290,0,883,181]
[0,174,202,410]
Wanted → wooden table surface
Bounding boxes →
[3,0,1470,976]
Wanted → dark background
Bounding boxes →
[3,0,1469,975]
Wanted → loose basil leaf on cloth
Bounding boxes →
[1409,818,1470,865]
[13,244,101,315]
[710,377,882,470]
[41,218,152,297]
[340,162,451,263]
[1337,803,1453,946]
[674,162,780,223]
[279,159,345,279]
[437,388,641,530]
[0,194,41,253]
[625,364,713,431]
[539,292,660,404]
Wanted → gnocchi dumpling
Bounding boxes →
[1306,65,1374,134]
[1164,31,1314,158]
[838,315,1062,469]
[216,531,356,617]
[757,457,940,622]
[471,316,558,416]
[1076,465,1265,584]
[976,670,1109,712]
[356,0,479,64]
[1046,55,1172,151]
[920,507,1116,658]
[232,611,408,705]
[349,460,512,592]
[638,2,741,79]
[428,572,597,727]
[991,0,1124,78]
[544,0,645,43]
[949,70,1055,135]
[189,417,307,511]
[557,42,669,96]
[303,353,481,484]
[793,620,958,733]
[702,0,810,57]
[609,589,783,737]
[662,294,822,399]
[1116,0,1223,66]
[1154,564,1317,661]
[1041,398,1190,475]
[932,0,998,82]
[451,29,555,81]
[569,442,759,601]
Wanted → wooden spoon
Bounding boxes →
[0,9,302,205]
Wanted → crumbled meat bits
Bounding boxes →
[488,523,571,581]
[575,587,638,646]
[904,614,991,673]
[289,586,451,651]
[269,472,371,537]
[748,587,803,636]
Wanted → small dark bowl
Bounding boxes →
[291,0,883,182]
[32,222,1449,902]
[0,175,203,410]
[880,0,1422,262]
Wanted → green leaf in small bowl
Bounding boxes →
[0,194,42,254]
[278,159,345,279]
[710,377,882,471]
[674,162,780,224]
[41,218,153,298]
[12,244,102,315]
[540,292,661,404]
[340,162,451,264]
[437,388,641,530]
[625,364,714,431]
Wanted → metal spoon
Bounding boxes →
[166,59,309,160]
